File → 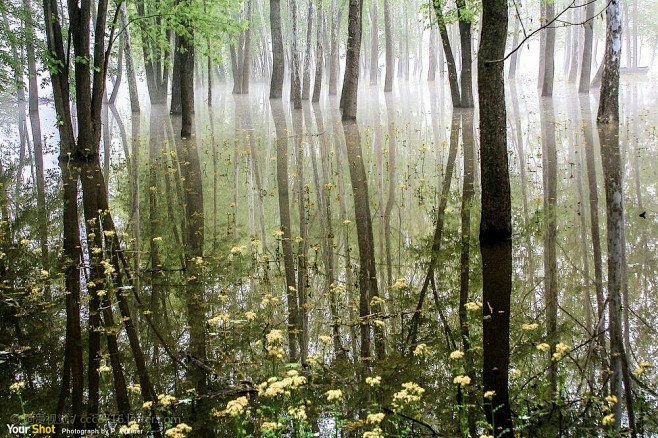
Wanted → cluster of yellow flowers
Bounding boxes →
[164,423,192,438]
[365,376,381,387]
[413,343,430,357]
[319,335,332,344]
[464,301,483,311]
[9,381,25,392]
[366,413,385,424]
[127,384,141,394]
[142,401,153,410]
[551,342,570,361]
[363,427,384,438]
[118,422,140,434]
[215,396,248,417]
[158,394,177,407]
[634,360,651,376]
[266,329,284,344]
[449,350,464,360]
[97,365,111,373]
[453,375,471,386]
[390,278,408,291]
[536,343,550,352]
[230,245,247,255]
[288,405,307,421]
[392,382,425,410]
[257,370,307,397]
[326,389,343,402]
[602,413,615,427]
[101,259,115,275]
[244,311,257,321]
[261,422,283,433]
[522,323,540,331]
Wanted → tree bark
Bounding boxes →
[478,0,514,435]
[313,0,324,102]
[369,0,378,85]
[455,0,474,107]
[302,0,314,99]
[340,0,363,120]
[579,0,596,92]
[383,0,393,91]
[270,0,285,98]
[432,0,461,107]
[541,0,556,96]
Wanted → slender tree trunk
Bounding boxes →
[460,109,477,437]
[456,0,474,107]
[180,26,195,137]
[23,0,48,262]
[270,0,285,98]
[302,0,314,99]
[383,0,393,91]
[579,0,596,92]
[541,0,556,96]
[598,1,636,434]
[478,0,514,435]
[508,11,521,79]
[290,0,303,108]
[369,0,378,85]
[428,26,438,81]
[540,97,559,404]
[313,0,324,102]
[340,0,363,120]
[432,1,461,107]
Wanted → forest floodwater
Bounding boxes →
[1,74,656,436]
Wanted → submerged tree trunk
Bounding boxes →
[540,97,559,405]
[478,0,514,435]
[598,1,636,434]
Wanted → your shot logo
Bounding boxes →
[6,424,56,434]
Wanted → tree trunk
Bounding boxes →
[540,97,559,404]
[432,1,461,107]
[456,0,474,107]
[478,0,514,435]
[270,0,285,98]
[290,0,303,108]
[180,27,195,137]
[312,0,324,102]
[541,0,555,96]
[369,0,378,85]
[383,0,393,91]
[428,26,437,81]
[579,0,596,92]
[23,0,48,262]
[340,0,363,120]
[302,0,314,99]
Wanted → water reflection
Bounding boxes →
[0,79,656,435]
